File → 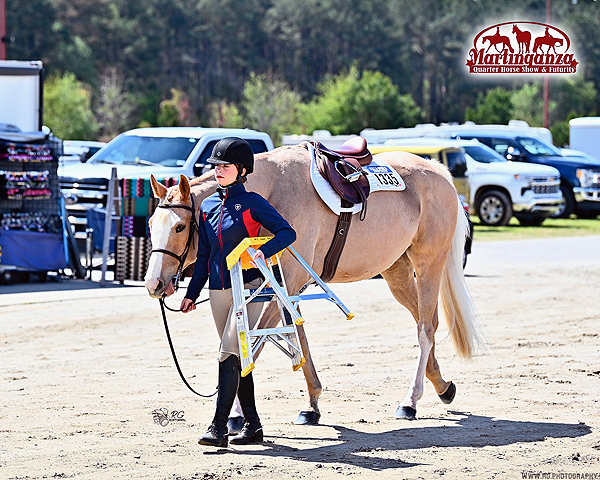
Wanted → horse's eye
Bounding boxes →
[175,224,186,233]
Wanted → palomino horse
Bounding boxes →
[145,146,484,422]
[512,25,531,54]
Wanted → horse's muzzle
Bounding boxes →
[146,276,169,298]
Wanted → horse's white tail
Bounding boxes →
[439,198,485,359]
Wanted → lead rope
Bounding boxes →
[159,297,217,398]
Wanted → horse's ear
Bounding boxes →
[150,174,168,200]
[179,174,191,201]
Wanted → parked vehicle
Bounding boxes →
[361,120,554,147]
[449,131,600,219]
[0,60,44,132]
[362,123,600,219]
[59,140,106,164]
[59,127,274,237]
[372,138,562,226]
[569,117,600,162]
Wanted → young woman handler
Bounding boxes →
[180,137,296,447]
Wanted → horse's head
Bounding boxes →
[144,174,197,298]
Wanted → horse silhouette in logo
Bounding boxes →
[512,25,531,53]
[533,27,563,54]
[483,27,514,54]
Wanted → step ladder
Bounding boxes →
[226,237,354,377]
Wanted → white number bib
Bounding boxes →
[364,162,406,192]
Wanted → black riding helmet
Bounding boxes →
[207,137,254,175]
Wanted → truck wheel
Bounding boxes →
[477,191,512,226]
[551,185,575,219]
[515,214,546,227]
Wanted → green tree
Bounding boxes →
[43,73,99,140]
[301,66,422,135]
[510,83,545,128]
[206,101,244,129]
[465,87,513,125]
[95,69,136,140]
[549,77,597,147]
[157,89,194,127]
[241,73,301,145]
[507,79,597,146]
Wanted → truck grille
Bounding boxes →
[532,184,559,194]
[59,176,110,238]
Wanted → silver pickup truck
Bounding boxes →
[59,127,274,238]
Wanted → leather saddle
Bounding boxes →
[312,137,371,211]
[316,136,373,166]
[307,136,373,283]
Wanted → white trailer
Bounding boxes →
[0,60,43,132]
[569,117,600,162]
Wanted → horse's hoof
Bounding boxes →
[394,406,417,420]
[227,416,244,434]
[439,382,456,405]
[295,410,320,425]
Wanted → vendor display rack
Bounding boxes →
[0,132,84,282]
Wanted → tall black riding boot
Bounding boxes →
[229,371,263,445]
[198,355,240,447]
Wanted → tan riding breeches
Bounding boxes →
[209,278,264,363]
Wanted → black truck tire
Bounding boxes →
[477,190,512,227]
[551,185,575,219]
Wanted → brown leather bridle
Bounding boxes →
[150,194,198,292]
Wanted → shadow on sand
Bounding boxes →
[209,411,591,472]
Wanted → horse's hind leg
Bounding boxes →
[426,339,455,403]
[381,253,419,320]
[381,254,456,419]
[402,259,443,419]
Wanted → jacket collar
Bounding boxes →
[217,182,246,200]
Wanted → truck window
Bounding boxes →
[94,135,199,167]
[463,146,506,163]
[488,139,513,158]
[194,140,269,176]
[446,151,467,177]
[517,137,561,156]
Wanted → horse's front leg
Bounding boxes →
[294,323,322,425]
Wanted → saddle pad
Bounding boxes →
[309,144,406,216]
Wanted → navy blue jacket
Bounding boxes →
[185,182,296,300]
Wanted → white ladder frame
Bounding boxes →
[227,237,353,377]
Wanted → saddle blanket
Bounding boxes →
[310,145,406,216]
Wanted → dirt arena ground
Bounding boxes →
[1,235,599,480]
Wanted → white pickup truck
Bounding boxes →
[458,140,562,226]
[59,127,274,235]
[380,138,562,227]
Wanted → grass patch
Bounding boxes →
[472,216,600,241]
